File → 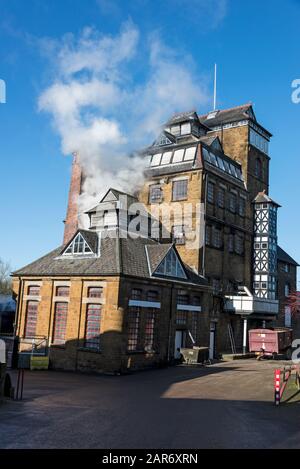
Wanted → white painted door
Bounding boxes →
[175,330,185,359]
[209,322,216,360]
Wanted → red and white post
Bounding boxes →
[274,369,281,406]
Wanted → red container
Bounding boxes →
[248,328,293,356]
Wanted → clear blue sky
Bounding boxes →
[1,0,300,279]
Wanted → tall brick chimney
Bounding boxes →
[63,152,83,245]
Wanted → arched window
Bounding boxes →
[255,158,262,178]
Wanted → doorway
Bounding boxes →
[174,330,186,359]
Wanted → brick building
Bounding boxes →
[12,103,298,371]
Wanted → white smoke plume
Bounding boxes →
[38,21,209,225]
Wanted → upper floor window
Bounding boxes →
[63,233,93,256]
[177,292,189,305]
[239,197,246,217]
[172,225,186,245]
[52,302,68,345]
[255,158,262,179]
[205,225,211,246]
[212,279,221,295]
[228,233,234,253]
[27,285,40,296]
[149,185,163,204]
[285,283,290,297]
[217,188,225,208]
[172,180,188,201]
[147,290,159,302]
[131,288,142,300]
[235,234,245,255]
[25,301,38,338]
[250,128,269,155]
[207,182,215,204]
[282,264,290,273]
[229,193,237,213]
[88,287,103,298]
[212,227,223,249]
[56,286,70,297]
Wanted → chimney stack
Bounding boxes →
[63,152,83,245]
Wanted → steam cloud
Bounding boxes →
[38,22,209,226]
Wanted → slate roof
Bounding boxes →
[200,104,272,137]
[13,230,208,287]
[199,104,253,128]
[253,191,281,207]
[277,246,299,266]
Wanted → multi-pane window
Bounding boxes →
[172,180,188,201]
[172,225,185,245]
[149,185,162,203]
[88,287,103,298]
[191,312,198,343]
[127,307,140,351]
[207,182,215,204]
[212,279,221,295]
[205,225,211,246]
[176,311,187,325]
[155,249,186,279]
[25,301,38,338]
[255,158,262,178]
[131,288,142,300]
[63,233,93,256]
[213,228,222,249]
[239,197,246,217]
[144,311,155,352]
[56,286,70,297]
[235,234,244,255]
[285,283,290,297]
[283,264,290,273]
[53,303,68,345]
[27,285,40,296]
[193,296,201,306]
[85,304,101,350]
[177,292,189,305]
[228,233,234,253]
[217,188,225,208]
[229,193,237,213]
[147,290,159,302]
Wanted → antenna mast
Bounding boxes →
[213,63,217,111]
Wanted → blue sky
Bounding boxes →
[0,0,300,281]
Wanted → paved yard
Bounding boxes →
[1,359,300,449]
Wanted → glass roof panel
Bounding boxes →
[172,149,185,163]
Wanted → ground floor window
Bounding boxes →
[85,304,102,350]
[127,307,140,351]
[144,310,155,352]
[25,301,38,338]
[53,302,68,345]
[127,307,157,352]
[191,312,198,343]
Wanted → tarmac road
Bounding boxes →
[0,359,300,449]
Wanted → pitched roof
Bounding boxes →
[253,190,281,207]
[145,244,173,274]
[199,104,253,127]
[13,230,208,287]
[200,104,272,137]
[277,246,299,266]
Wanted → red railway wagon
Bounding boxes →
[249,328,293,359]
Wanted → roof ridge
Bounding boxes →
[200,103,252,118]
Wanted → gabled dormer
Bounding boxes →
[146,244,187,280]
[61,230,99,258]
[152,130,176,147]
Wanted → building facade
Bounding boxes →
[12,103,298,372]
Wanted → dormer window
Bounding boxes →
[63,233,93,256]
